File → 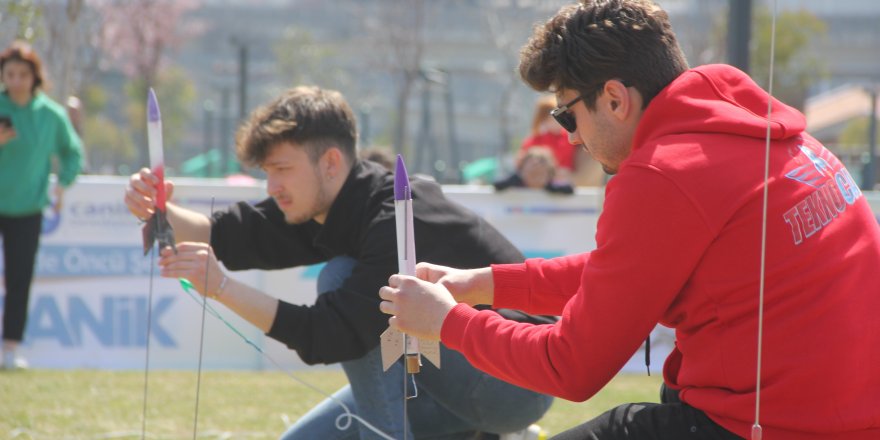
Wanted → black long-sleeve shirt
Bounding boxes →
[211,160,542,365]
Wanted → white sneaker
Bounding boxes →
[1,351,28,370]
[500,424,546,440]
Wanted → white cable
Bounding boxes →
[753,1,778,439]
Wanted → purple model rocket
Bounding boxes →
[380,155,441,373]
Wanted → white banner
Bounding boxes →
[3,176,878,371]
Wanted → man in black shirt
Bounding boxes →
[125,86,552,440]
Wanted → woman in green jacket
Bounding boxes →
[0,41,82,369]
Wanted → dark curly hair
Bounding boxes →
[519,0,688,110]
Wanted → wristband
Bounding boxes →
[212,275,229,300]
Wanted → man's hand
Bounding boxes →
[158,242,226,298]
[415,263,495,307]
[378,274,457,341]
[53,185,65,213]
[159,241,278,333]
[124,167,175,220]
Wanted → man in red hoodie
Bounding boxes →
[379,1,880,439]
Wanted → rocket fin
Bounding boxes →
[380,326,404,371]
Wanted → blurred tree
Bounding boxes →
[358,0,430,159]
[124,67,197,172]
[0,0,43,43]
[711,6,828,110]
[750,7,828,110]
[21,1,112,108]
[839,113,879,189]
[77,67,195,175]
[94,0,201,169]
[838,116,871,152]
[37,0,85,101]
[479,0,570,160]
[80,84,137,174]
[272,26,350,90]
[84,115,138,174]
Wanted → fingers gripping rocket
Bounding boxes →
[141,88,176,255]
[380,156,441,374]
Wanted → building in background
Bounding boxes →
[3,0,876,181]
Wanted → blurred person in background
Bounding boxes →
[0,40,83,370]
[493,146,574,194]
[519,95,577,185]
[520,95,604,187]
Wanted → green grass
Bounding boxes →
[0,369,661,439]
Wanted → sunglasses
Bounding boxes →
[550,95,583,133]
[550,80,629,133]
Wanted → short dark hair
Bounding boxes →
[519,0,688,110]
[235,86,358,167]
[0,40,48,93]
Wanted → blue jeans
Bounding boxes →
[280,257,553,440]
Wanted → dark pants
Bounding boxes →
[551,384,744,440]
[1,213,42,343]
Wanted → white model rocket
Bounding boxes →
[141,88,176,255]
[380,155,441,373]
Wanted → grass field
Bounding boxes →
[0,369,662,439]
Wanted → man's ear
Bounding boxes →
[603,79,631,120]
[321,147,346,180]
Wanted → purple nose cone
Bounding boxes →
[394,154,410,201]
[147,88,161,123]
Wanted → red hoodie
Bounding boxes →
[441,65,880,439]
